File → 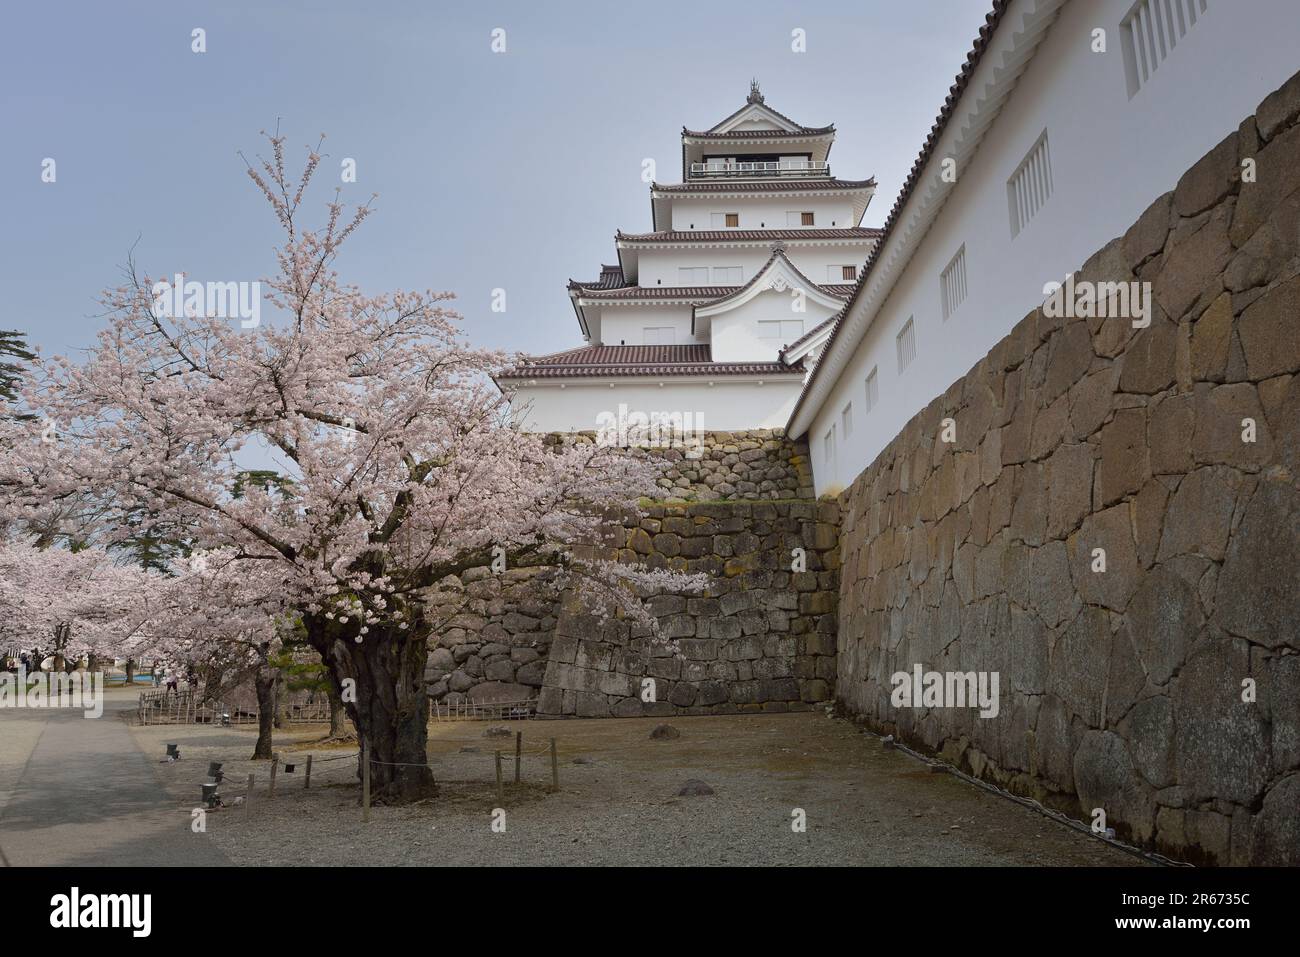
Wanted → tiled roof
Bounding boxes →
[616,227,880,244]
[576,264,626,289]
[568,282,857,302]
[693,247,838,311]
[497,344,804,380]
[681,126,835,139]
[527,344,711,365]
[780,315,836,358]
[789,1,1013,430]
[686,94,832,138]
[652,178,876,194]
[571,284,743,301]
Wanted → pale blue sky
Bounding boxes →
[1,0,991,359]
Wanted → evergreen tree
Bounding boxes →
[0,329,34,405]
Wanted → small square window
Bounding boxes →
[725,213,739,228]
[1121,0,1206,98]
[864,366,879,413]
[801,211,815,226]
[841,265,857,281]
[941,245,967,320]
[841,402,853,438]
[896,318,916,373]
[1008,131,1052,238]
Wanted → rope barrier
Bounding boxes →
[881,734,1190,868]
[183,716,1190,867]
[300,751,359,764]
[365,757,435,768]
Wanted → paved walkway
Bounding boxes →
[0,687,228,866]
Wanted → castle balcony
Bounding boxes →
[688,159,831,179]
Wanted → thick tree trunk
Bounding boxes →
[125,659,136,684]
[272,672,284,730]
[304,616,434,803]
[328,686,348,739]
[87,653,99,675]
[252,667,275,760]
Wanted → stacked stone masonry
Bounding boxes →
[425,499,840,718]
[835,71,1300,866]
[544,429,815,500]
[423,565,561,707]
[538,499,840,717]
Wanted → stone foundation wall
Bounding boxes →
[836,74,1300,865]
[423,565,561,706]
[424,500,840,717]
[544,429,814,500]
[538,500,840,717]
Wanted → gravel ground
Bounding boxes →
[126,708,1142,867]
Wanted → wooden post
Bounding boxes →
[550,738,558,793]
[495,750,504,805]
[362,740,371,822]
[245,773,255,806]
[304,754,313,790]
[514,731,522,784]
[269,753,279,798]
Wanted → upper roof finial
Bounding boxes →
[747,79,764,105]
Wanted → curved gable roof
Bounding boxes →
[694,247,848,317]
[686,95,831,137]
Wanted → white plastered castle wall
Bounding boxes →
[635,243,874,287]
[506,378,803,433]
[804,0,1300,494]
[668,198,858,231]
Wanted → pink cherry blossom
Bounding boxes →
[3,132,703,800]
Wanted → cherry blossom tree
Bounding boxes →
[136,550,291,759]
[0,542,153,672]
[6,133,699,800]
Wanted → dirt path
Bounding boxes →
[0,688,229,866]
[128,709,1143,867]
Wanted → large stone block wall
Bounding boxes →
[538,500,840,717]
[425,500,841,717]
[414,429,823,709]
[836,73,1300,865]
[544,429,815,500]
[423,565,562,706]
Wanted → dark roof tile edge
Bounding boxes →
[616,227,881,243]
[787,0,1011,432]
